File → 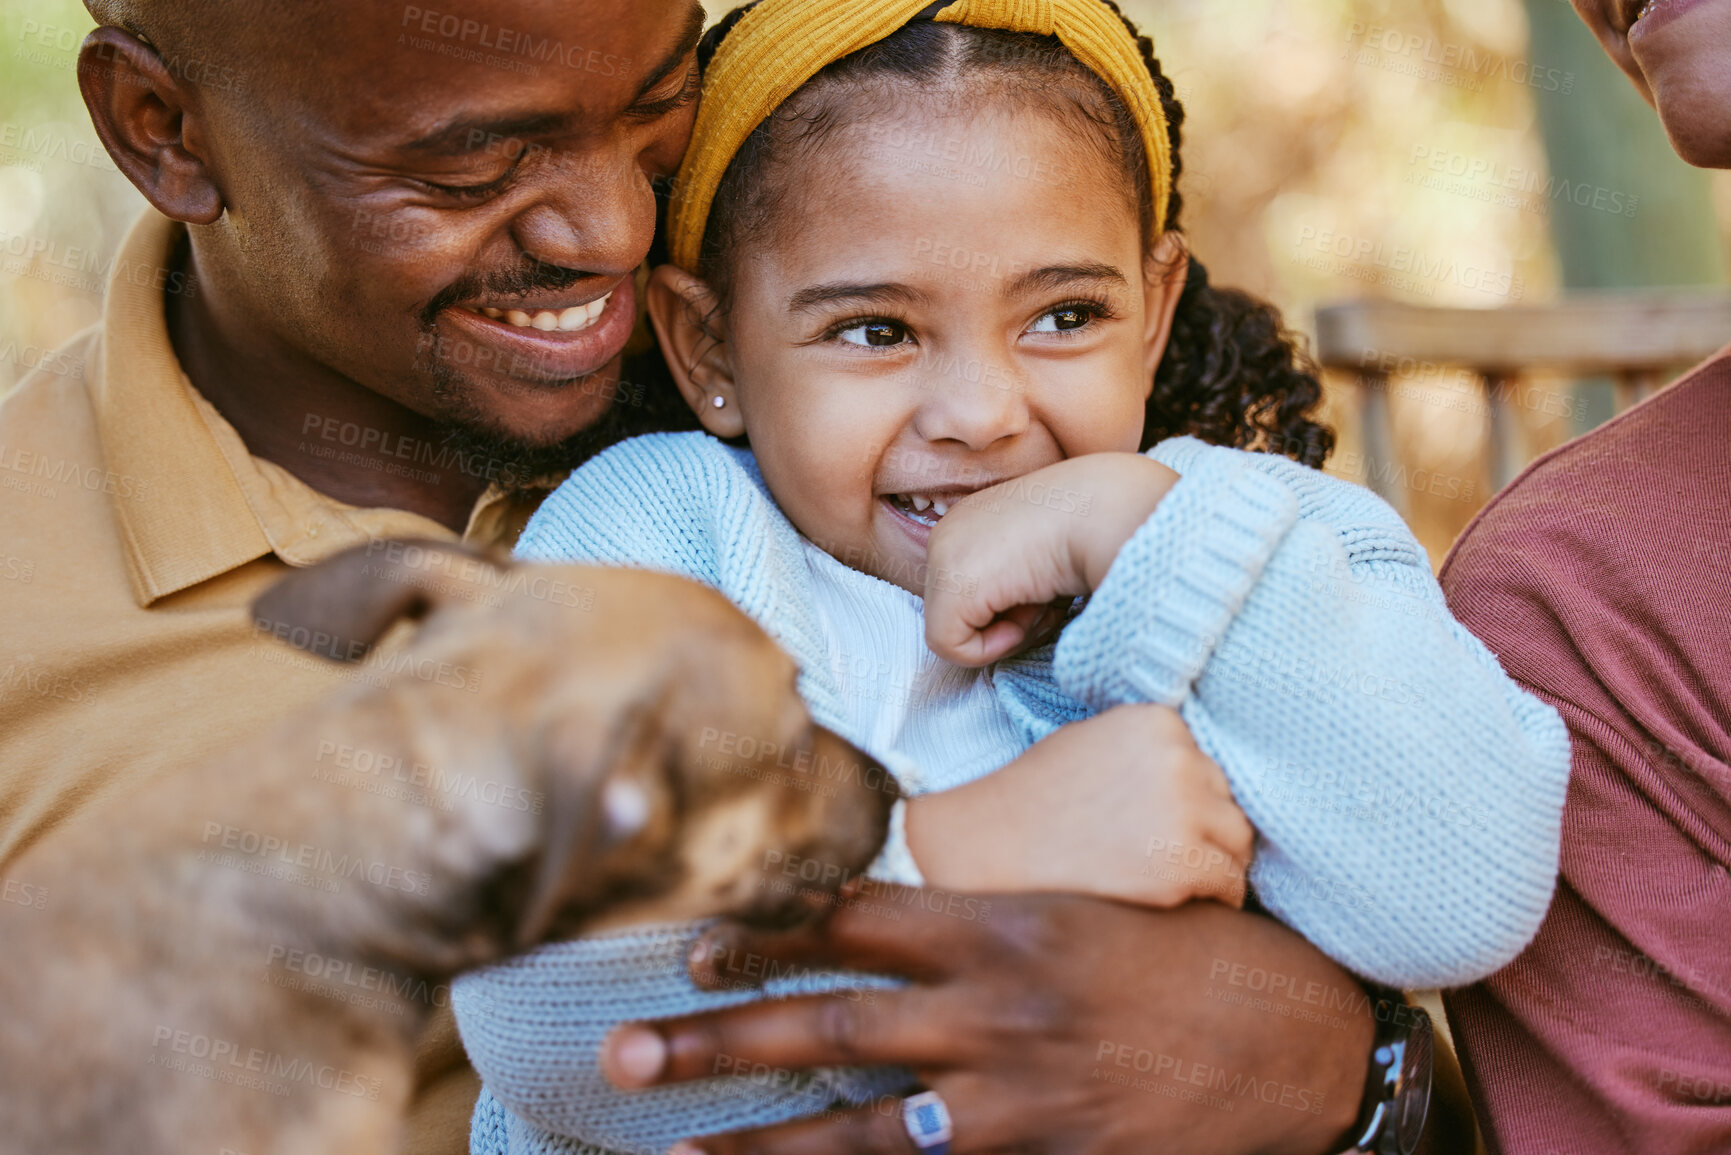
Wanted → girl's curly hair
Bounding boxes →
[629,0,1334,468]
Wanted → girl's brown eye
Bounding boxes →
[839,321,908,347]
[1030,304,1102,335]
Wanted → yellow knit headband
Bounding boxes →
[666,0,1175,272]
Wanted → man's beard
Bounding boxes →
[412,258,688,491]
[422,355,643,493]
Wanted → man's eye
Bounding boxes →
[838,321,910,347]
[422,176,512,200]
[1029,306,1097,333]
[628,65,701,120]
[417,149,534,201]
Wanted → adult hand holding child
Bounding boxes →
[607,889,1373,1155]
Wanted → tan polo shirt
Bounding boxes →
[0,211,547,1154]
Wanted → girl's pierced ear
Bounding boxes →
[712,396,726,409]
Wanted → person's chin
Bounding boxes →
[1651,75,1731,167]
[1632,1,1731,167]
[459,363,624,446]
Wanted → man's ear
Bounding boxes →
[1141,232,1191,392]
[645,264,746,439]
[77,27,224,225]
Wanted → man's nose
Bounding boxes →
[910,358,1030,450]
[509,150,652,276]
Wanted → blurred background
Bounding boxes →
[4,0,1728,562]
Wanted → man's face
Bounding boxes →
[196,0,704,449]
[1571,0,1731,167]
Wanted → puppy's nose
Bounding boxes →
[731,727,898,929]
[805,725,898,866]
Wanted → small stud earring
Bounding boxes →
[712,396,727,409]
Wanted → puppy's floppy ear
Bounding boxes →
[515,702,683,948]
[252,539,507,662]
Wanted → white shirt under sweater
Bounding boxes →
[801,536,1025,805]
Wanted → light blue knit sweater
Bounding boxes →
[456,431,1569,1155]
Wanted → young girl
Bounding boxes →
[454,2,1570,1152]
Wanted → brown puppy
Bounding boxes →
[0,542,894,1155]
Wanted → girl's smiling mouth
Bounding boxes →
[880,483,1003,540]
[885,491,956,527]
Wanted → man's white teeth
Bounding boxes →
[475,292,613,332]
[911,495,932,512]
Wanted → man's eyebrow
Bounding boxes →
[1007,262,1131,296]
[398,113,569,156]
[628,2,707,108]
[787,282,931,314]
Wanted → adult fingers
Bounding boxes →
[691,885,996,991]
[602,984,960,1089]
[675,1069,1034,1155]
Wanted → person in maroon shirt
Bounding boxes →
[1441,2,1731,1151]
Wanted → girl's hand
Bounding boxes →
[905,704,1253,910]
[923,453,1179,666]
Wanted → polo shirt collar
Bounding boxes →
[94,212,551,606]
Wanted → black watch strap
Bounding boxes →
[1349,986,1434,1155]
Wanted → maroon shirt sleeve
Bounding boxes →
[1438,356,1731,1155]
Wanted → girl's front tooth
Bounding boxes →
[912,495,931,512]
[932,500,949,517]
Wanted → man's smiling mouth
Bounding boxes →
[431,276,638,384]
[1627,0,1680,26]
[461,290,614,333]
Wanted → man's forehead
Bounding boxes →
[180,0,705,148]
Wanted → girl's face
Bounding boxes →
[648,102,1186,594]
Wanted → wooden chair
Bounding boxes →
[1313,290,1731,514]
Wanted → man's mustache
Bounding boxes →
[421,256,593,324]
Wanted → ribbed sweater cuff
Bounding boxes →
[1056,449,1299,710]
